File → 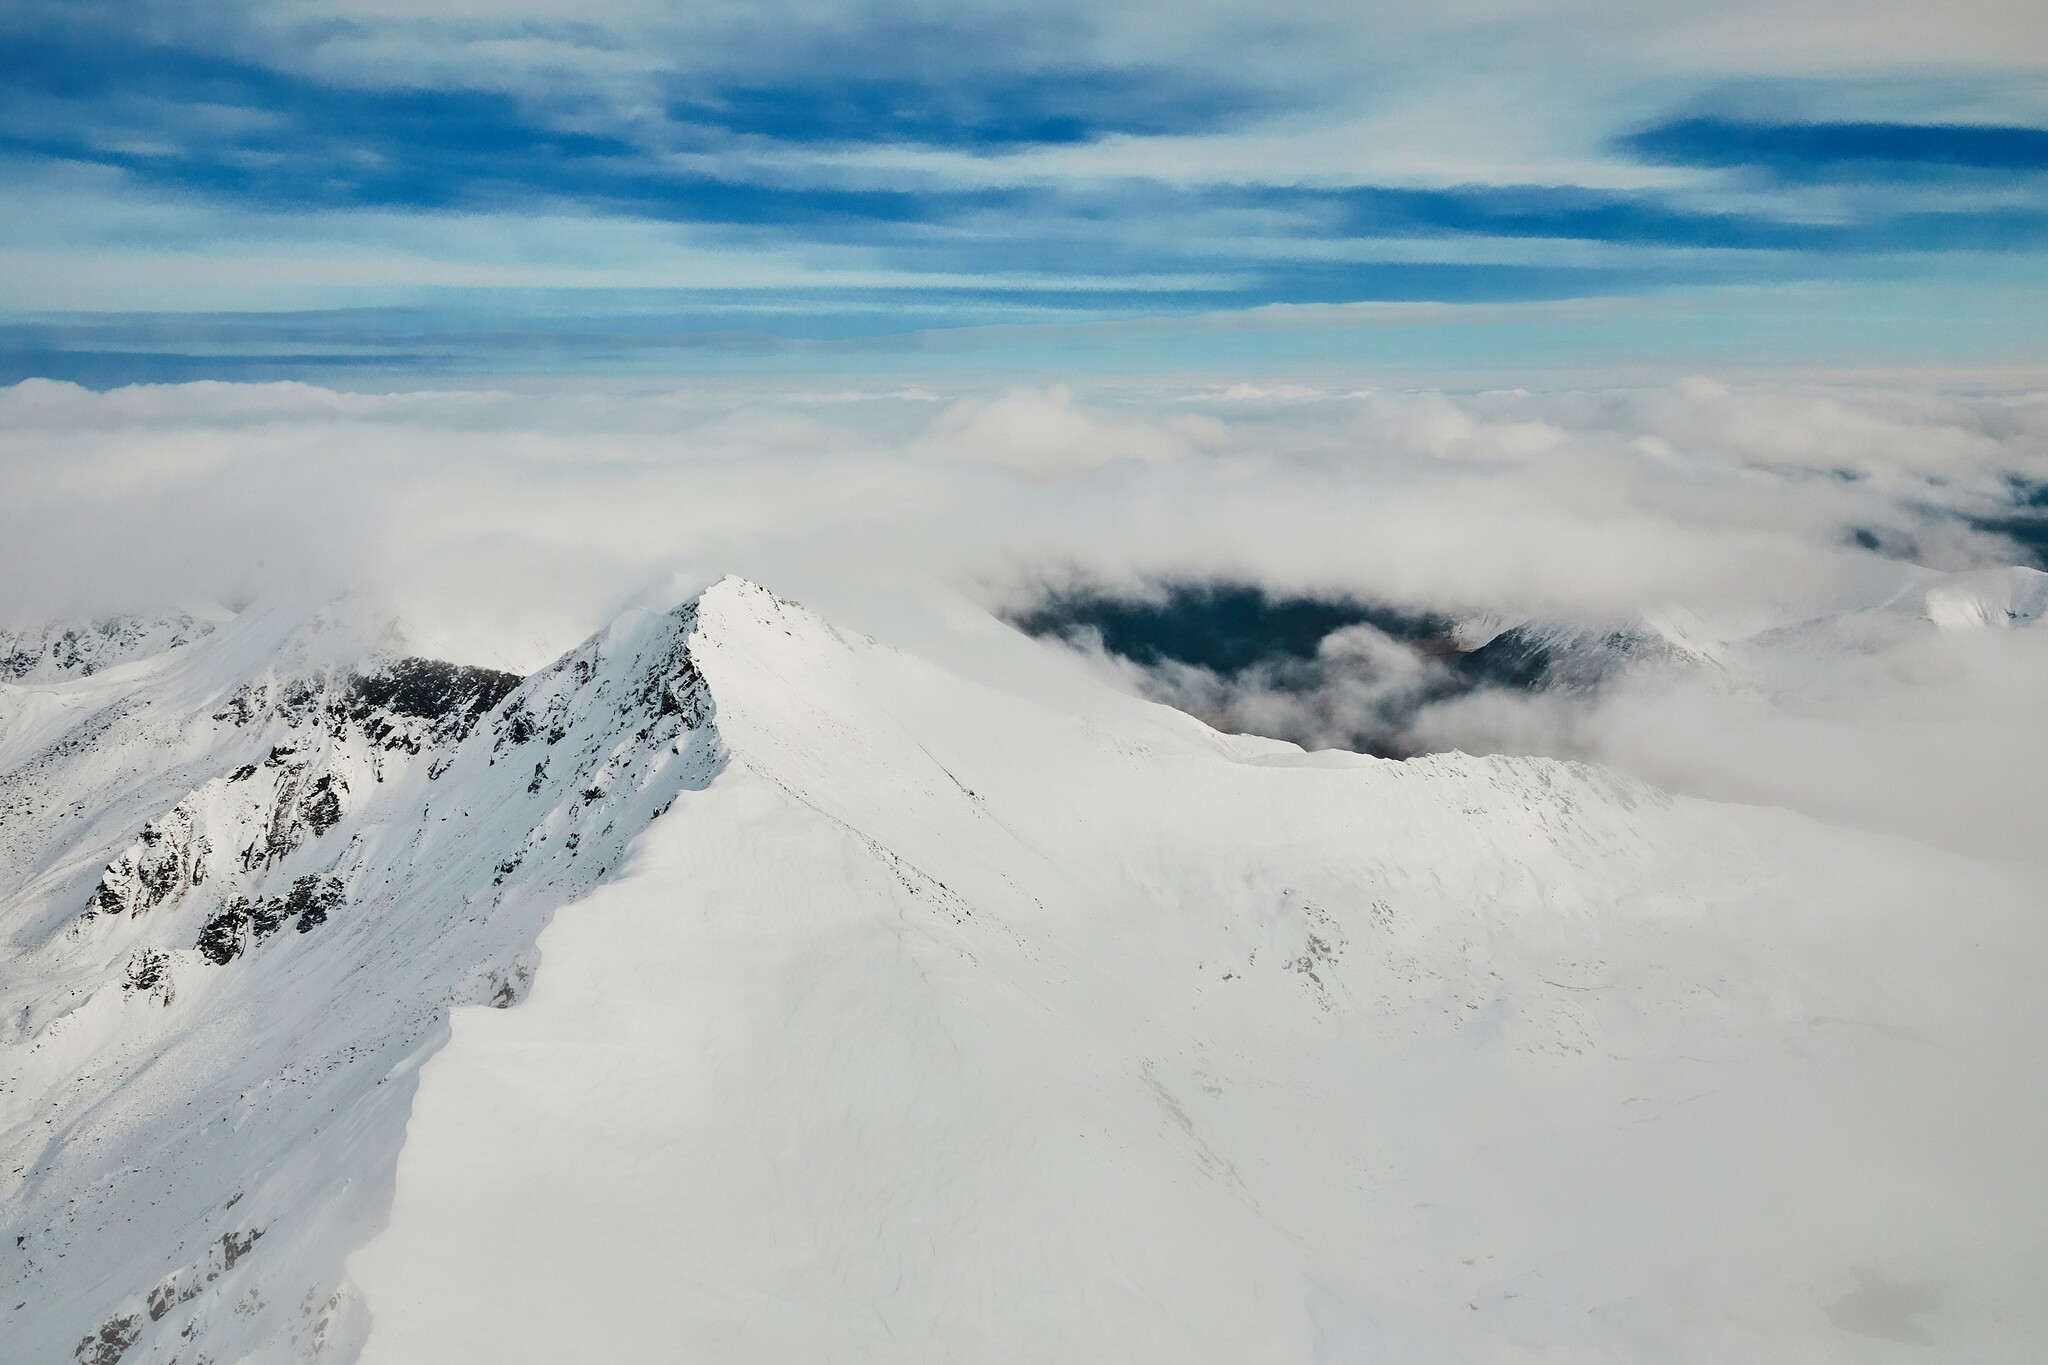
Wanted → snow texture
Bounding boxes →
[4,577,2045,1364]
[359,580,2045,1363]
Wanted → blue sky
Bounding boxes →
[4,0,2047,383]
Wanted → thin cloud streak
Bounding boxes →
[1622,116,2048,178]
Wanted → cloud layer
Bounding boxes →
[2,374,2044,862]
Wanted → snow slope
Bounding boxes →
[3,596,724,1363]
[1920,565,2048,631]
[345,579,2048,1364]
[4,577,2044,1362]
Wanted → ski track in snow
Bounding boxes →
[3,577,2045,1363]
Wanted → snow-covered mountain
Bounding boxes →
[1913,564,2048,631]
[3,594,721,1363]
[4,579,2045,1363]
[1,610,230,686]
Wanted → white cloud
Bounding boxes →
[2,374,2044,860]
[915,385,1227,474]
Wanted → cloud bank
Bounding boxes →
[1,374,2044,864]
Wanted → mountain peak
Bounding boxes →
[7,577,2046,1365]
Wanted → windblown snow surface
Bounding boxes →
[5,577,2046,1363]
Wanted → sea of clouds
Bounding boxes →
[2,374,2043,863]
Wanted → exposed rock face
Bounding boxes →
[79,657,523,941]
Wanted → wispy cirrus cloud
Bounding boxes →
[665,12,1280,150]
[0,29,1026,225]
[2,0,2045,374]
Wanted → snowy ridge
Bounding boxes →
[5,577,2045,1364]
[357,580,2044,1363]
[2,592,724,1364]
[0,611,230,686]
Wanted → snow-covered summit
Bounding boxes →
[1921,564,2048,630]
[369,578,2045,1364]
[5,576,2045,1365]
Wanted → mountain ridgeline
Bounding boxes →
[1,595,726,1365]
[2,577,2043,1365]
